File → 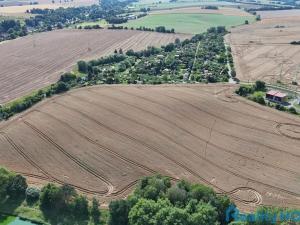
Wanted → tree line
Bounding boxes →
[105,25,175,33]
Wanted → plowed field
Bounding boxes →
[0,29,190,104]
[0,84,299,210]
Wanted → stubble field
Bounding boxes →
[0,84,300,210]
[0,29,191,104]
[226,11,300,87]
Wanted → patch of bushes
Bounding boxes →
[248,91,266,105]
[108,175,233,225]
[290,41,300,45]
[0,167,27,200]
[235,80,266,97]
[202,5,218,9]
[26,187,40,203]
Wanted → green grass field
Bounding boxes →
[74,19,108,27]
[130,0,237,10]
[122,13,255,34]
[0,215,15,225]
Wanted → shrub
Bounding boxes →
[275,104,285,111]
[77,60,88,73]
[250,92,266,105]
[235,85,254,97]
[288,107,298,114]
[254,80,266,91]
[7,174,28,199]
[26,187,40,203]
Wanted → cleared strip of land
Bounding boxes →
[0,84,299,210]
[0,29,190,104]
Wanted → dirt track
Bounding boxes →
[226,12,300,88]
[0,84,299,210]
[0,29,190,104]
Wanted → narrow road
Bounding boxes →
[188,41,201,81]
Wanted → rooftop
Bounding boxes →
[266,90,287,98]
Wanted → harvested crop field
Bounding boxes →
[0,84,300,210]
[226,12,300,87]
[0,29,190,104]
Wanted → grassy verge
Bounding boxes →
[0,201,48,225]
[73,19,108,28]
[0,215,15,225]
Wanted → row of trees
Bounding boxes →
[0,73,77,120]
[0,20,28,42]
[105,25,175,33]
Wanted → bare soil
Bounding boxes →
[0,84,299,211]
[225,12,300,88]
[0,29,190,104]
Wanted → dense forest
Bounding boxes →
[0,27,231,120]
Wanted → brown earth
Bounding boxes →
[225,11,300,88]
[0,29,190,104]
[0,84,300,211]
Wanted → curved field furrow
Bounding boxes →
[23,120,114,195]
[56,93,300,197]
[66,93,299,195]
[51,100,230,193]
[36,109,157,175]
[86,88,300,174]
[1,84,300,210]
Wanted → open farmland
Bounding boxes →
[122,12,255,34]
[150,6,252,16]
[0,29,191,104]
[0,84,300,210]
[0,0,97,11]
[226,11,300,87]
[129,0,237,10]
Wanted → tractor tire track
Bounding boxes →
[0,132,109,195]
[54,99,299,201]
[116,87,300,158]
[36,109,157,175]
[84,90,300,176]
[23,120,114,195]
